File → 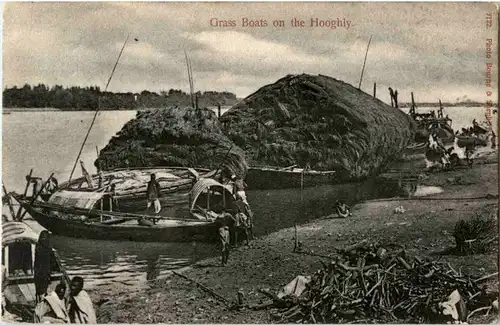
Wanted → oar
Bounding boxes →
[20,173,55,220]
[15,169,33,220]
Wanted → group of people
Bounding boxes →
[34,277,96,324]
[33,230,96,324]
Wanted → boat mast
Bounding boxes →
[68,34,131,183]
[358,35,373,90]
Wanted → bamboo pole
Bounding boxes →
[172,271,233,306]
[358,35,373,89]
[68,34,131,183]
[20,172,55,220]
[15,169,33,219]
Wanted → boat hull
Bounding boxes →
[245,168,337,190]
[22,204,219,243]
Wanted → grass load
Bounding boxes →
[221,74,415,180]
[95,107,248,178]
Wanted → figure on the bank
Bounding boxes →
[218,223,231,266]
[34,283,68,324]
[34,230,53,303]
[146,173,161,215]
[335,200,352,218]
[232,206,251,245]
[68,276,96,324]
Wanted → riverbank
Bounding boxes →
[96,151,499,324]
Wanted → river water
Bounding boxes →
[1,106,495,292]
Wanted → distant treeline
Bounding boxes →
[399,101,498,108]
[3,84,239,110]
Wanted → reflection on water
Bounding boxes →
[51,235,218,291]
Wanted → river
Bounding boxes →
[1,106,495,292]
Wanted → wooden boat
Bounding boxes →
[2,221,66,322]
[15,168,236,243]
[245,165,337,190]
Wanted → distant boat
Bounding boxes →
[14,167,236,243]
[245,165,337,190]
[2,221,66,322]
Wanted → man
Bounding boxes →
[26,175,44,198]
[218,225,230,266]
[68,277,96,324]
[231,175,248,206]
[34,231,52,303]
[336,200,352,218]
[146,174,161,215]
[34,283,68,323]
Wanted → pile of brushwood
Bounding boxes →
[270,241,495,323]
[453,215,498,255]
[221,74,415,181]
[95,107,248,178]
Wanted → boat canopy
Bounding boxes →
[48,190,106,209]
[2,222,39,246]
[189,178,232,211]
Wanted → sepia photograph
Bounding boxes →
[1,2,499,324]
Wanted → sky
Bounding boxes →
[2,2,498,104]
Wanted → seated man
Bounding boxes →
[34,283,68,324]
[68,276,96,324]
[335,200,352,218]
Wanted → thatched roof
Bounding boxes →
[220,74,415,180]
[95,107,248,178]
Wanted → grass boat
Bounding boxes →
[16,167,237,243]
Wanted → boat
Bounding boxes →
[408,95,455,145]
[245,165,337,190]
[15,167,236,243]
[2,221,66,322]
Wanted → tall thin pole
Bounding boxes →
[68,34,131,183]
[358,35,373,90]
[184,50,194,108]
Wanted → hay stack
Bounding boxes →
[95,107,248,178]
[221,74,415,180]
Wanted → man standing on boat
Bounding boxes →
[146,173,162,215]
[68,276,96,324]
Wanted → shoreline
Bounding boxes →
[96,151,499,324]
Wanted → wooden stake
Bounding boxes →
[373,82,377,98]
[294,223,298,252]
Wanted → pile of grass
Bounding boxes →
[453,215,497,254]
[95,107,248,178]
[221,74,416,180]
